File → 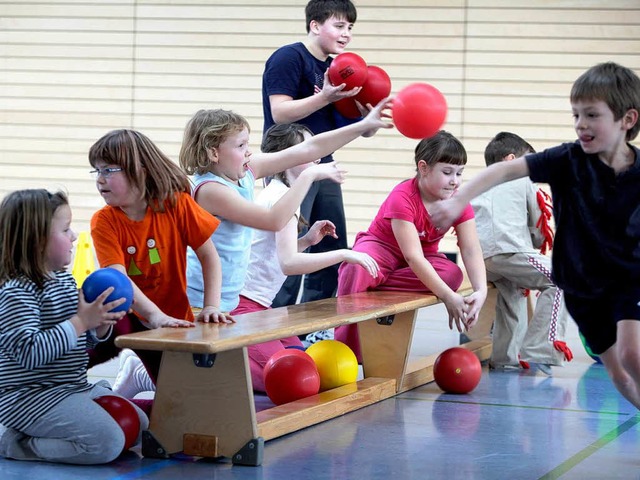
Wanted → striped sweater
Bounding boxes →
[0,271,96,430]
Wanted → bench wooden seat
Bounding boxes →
[115,282,494,466]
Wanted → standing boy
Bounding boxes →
[431,62,640,408]
[261,0,360,309]
[471,132,573,374]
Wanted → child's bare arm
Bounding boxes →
[431,157,530,231]
[251,98,393,180]
[196,240,234,324]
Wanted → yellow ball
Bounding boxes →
[306,340,358,391]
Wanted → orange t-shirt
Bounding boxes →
[90,192,220,322]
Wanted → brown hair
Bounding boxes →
[0,189,69,288]
[484,131,535,167]
[89,129,190,212]
[179,109,251,176]
[305,0,357,33]
[414,130,467,171]
[261,123,314,231]
[570,62,640,141]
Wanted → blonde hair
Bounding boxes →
[89,129,190,212]
[0,189,68,288]
[179,109,251,176]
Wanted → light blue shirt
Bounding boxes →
[186,170,255,311]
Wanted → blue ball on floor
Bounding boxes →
[82,268,133,313]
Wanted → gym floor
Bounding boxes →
[1,304,638,480]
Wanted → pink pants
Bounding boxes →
[234,295,304,392]
[336,234,463,361]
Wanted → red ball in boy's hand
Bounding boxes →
[328,52,368,90]
[333,65,392,119]
[393,83,448,139]
[356,65,392,108]
[334,96,363,119]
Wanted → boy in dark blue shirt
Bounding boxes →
[431,62,640,409]
[261,0,360,310]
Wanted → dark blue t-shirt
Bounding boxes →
[262,42,357,163]
[526,141,640,297]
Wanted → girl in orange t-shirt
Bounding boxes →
[87,129,233,382]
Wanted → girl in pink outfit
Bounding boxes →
[336,131,487,360]
[235,123,379,392]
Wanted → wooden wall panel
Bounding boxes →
[1,0,639,259]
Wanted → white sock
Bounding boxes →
[112,355,142,398]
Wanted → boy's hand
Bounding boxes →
[197,306,235,324]
[430,196,466,232]
[320,70,361,103]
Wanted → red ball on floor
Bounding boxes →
[263,349,320,405]
[94,395,141,451]
[433,347,482,394]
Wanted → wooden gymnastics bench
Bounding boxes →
[115,281,494,466]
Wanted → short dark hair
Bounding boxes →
[484,132,535,166]
[305,0,357,33]
[570,62,640,141]
[414,130,467,170]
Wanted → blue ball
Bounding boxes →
[82,268,134,313]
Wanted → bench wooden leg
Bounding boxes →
[358,309,418,392]
[147,348,262,463]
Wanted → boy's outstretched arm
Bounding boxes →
[431,156,530,231]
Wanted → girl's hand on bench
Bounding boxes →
[198,306,235,324]
[142,311,196,329]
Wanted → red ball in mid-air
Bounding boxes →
[263,349,320,405]
[328,52,368,90]
[433,347,482,394]
[94,395,141,451]
[392,83,448,139]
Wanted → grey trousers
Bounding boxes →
[0,381,149,465]
[485,253,571,366]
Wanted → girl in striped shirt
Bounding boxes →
[0,189,148,464]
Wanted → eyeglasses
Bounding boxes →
[89,167,123,179]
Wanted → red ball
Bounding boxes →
[356,65,392,108]
[433,347,482,394]
[392,83,448,139]
[334,96,362,119]
[264,349,320,405]
[94,395,141,451]
[334,65,392,119]
[328,52,368,90]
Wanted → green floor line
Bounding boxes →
[538,414,640,480]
